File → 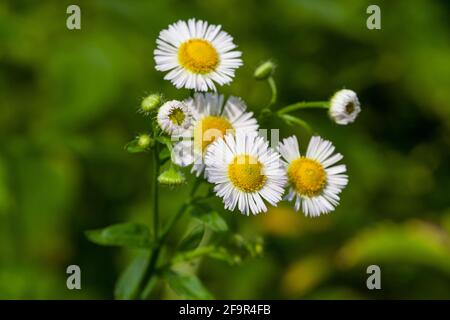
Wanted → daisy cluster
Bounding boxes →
[149,18,361,217]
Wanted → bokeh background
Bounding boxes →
[1,0,450,299]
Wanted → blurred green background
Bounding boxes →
[1,0,450,299]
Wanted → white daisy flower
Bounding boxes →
[329,89,361,125]
[278,135,348,217]
[157,100,193,135]
[171,93,258,176]
[154,18,243,91]
[205,132,286,216]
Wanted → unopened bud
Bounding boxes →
[140,93,162,113]
[137,134,153,148]
[329,89,361,125]
[254,61,276,80]
[158,166,185,186]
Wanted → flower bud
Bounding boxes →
[140,93,162,113]
[254,61,276,80]
[137,134,153,148]
[158,166,186,186]
[329,89,361,125]
[126,134,154,153]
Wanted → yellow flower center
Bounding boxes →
[178,39,219,74]
[194,116,233,153]
[288,157,326,197]
[345,102,355,114]
[168,107,186,126]
[228,155,267,192]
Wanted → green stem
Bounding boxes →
[279,114,313,134]
[277,101,329,115]
[153,144,160,239]
[159,179,202,242]
[139,245,161,299]
[258,76,278,122]
[138,143,161,299]
[159,202,189,244]
[267,76,277,108]
[140,204,190,300]
[139,180,202,299]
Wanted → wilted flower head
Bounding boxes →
[329,89,361,125]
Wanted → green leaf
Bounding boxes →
[158,148,171,162]
[125,139,147,153]
[164,270,213,300]
[114,250,150,300]
[193,211,228,232]
[85,222,153,248]
[140,275,159,300]
[178,224,205,252]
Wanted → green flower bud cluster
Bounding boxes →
[140,93,162,114]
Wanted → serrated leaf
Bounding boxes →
[164,270,213,300]
[178,224,205,252]
[114,250,150,300]
[193,211,228,232]
[85,222,153,248]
